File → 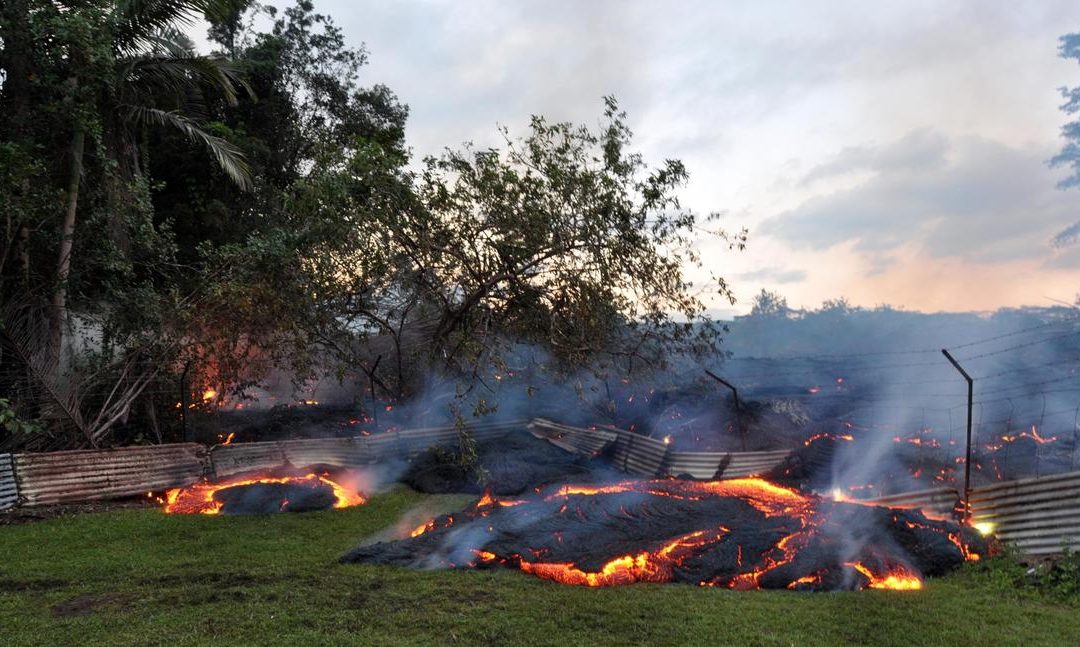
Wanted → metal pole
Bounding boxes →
[179,361,191,443]
[704,370,740,410]
[941,349,973,522]
[369,355,382,431]
[704,370,746,451]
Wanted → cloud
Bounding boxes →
[799,129,949,186]
[234,1,1080,314]
[760,131,1079,265]
[736,268,808,284]
[1045,244,1080,268]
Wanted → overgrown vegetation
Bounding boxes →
[0,1,742,450]
[0,491,1077,646]
[1020,550,1080,600]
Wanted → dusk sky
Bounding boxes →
[252,1,1080,316]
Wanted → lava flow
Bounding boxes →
[344,477,985,591]
[162,471,366,515]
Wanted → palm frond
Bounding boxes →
[111,0,214,52]
[125,105,252,190]
[0,303,88,438]
[140,26,198,58]
[122,27,253,106]
[124,55,247,107]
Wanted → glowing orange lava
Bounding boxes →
[511,527,729,587]
[803,432,855,446]
[389,477,981,592]
[521,479,927,590]
[546,478,810,517]
[1001,425,1057,445]
[162,473,365,514]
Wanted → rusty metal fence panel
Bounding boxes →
[12,444,206,506]
[530,419,791,479]
[278,437,373,469]
[863,487,960,518]
[0,453,17,511]
[209,437,376,477]
[970,470,1080,556]
[367,420,525,460]
[209,442,289,477]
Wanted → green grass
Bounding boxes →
[1,489,1077,647]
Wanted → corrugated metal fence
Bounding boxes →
[528,420,618,456]
[970,471,1080,556]
[4,419,1078,558]
[211,437,374,477]
[11,444,206,506]
[366,420,524,461]
[864,487,960,518]
[208,421,523,477]
[529,419,790,479]
[0,453,17,511]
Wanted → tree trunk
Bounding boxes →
[50,128,85,357]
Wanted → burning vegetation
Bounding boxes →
[343,477,985,591]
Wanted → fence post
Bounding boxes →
[941,349,973,522]
[704,370,747,451]
[179,361,191,443]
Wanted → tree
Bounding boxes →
[143,0,411,397]
[750,289,791,318]
[1050,32,1080,247]
[51,1,252,351]
[1,0,253,447]
[301,97,745,396]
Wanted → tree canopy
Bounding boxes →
[0,1,742,449]
[1050,32,1080,248]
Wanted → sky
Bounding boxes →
[250,0,1080,316]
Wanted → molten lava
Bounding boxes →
[803,432,854,447]
[344,477,985,591]
[163,472,365,515]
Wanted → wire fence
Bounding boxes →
[3,312,1079,486]
[720,317,1080,486]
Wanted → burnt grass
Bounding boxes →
[0,488,1076,646]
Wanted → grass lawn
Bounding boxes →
[0,488,1076,646]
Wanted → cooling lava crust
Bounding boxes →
[342,478,985,591]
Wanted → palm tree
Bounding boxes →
[52,0,253,353]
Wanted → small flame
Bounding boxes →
[410,520,436,537]
[847,562,923,590]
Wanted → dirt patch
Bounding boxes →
[139,572,270,587]
[51,592,132,617]
[0,499,156,525]
[0,577,70,592]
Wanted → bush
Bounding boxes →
[1020,548,1080,600]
